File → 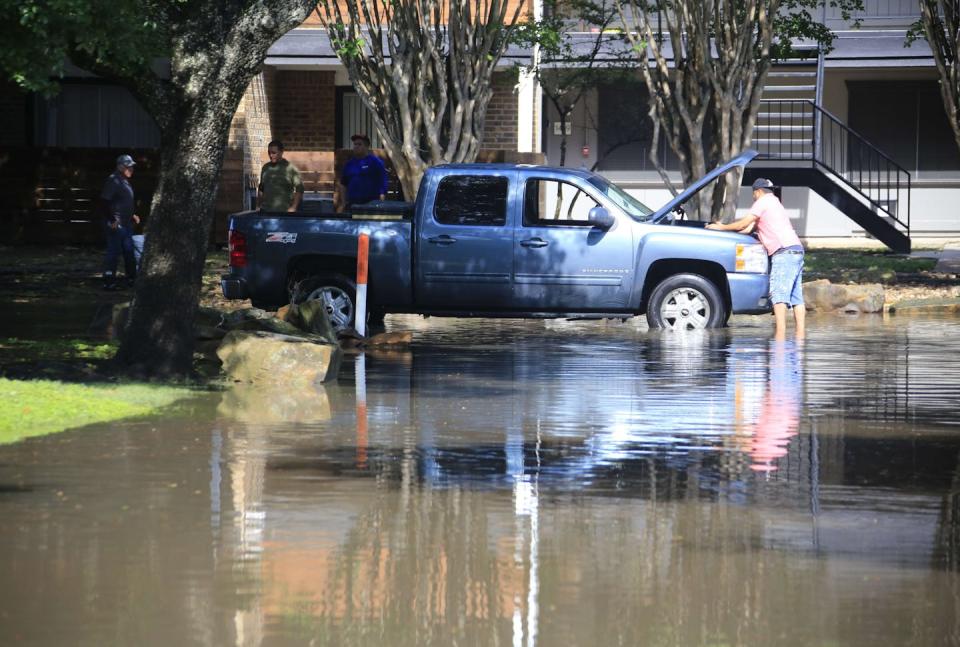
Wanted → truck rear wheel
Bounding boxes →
[295,274,356,332]
[646,273,726,331]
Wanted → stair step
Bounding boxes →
[755,152,813,159]
[762,85,816,92]
[753,125,814,131]
[767,71,818,78]
[753,138,813,144]
[756,112,814,120]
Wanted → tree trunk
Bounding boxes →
[116,107,234,375]
[921,0,960,156]
[618,0,779,221]
[388,145,428,203]
[317,0,522,200]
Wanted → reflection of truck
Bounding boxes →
[221,151,770,330]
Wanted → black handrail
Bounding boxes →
[755,99,911,236]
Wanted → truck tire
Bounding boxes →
[646,273,726,331]
[295,274,356,332]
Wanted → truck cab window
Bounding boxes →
[434,176,508,226]
[523,179,599,226]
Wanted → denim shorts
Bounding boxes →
[769,249,805,307]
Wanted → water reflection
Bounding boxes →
[738,340,803,473]
[2,316,960,645]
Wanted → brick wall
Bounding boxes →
[272,71,336,151]
[228,67,277,191]
[0,82,28,146]
[482,73,518,151]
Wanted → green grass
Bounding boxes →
[0,338,117,362]
[0,378,193,444]
[804,250,937,284]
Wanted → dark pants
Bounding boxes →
[103,224,137,284]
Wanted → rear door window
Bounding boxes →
[434,176,508,226]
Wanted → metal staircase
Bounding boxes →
[754,58,819,159]
[747,52,912,253]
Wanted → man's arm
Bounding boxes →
[100,180,119,228]
[706,214,758,232]
[376,157,388,200]
[289,190,303,212]
[289,167,304,212]
[336,162,350,212]
[256,165,265,209]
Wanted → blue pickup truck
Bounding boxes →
[221,150,770,330]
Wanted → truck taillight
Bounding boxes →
[229,230,247,268]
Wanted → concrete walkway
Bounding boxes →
[935,244,960,273]
[804,237,960,250]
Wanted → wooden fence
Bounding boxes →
[0,147,244,245]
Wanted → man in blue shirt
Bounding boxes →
[100,154,140,290]
[339,134,388,210]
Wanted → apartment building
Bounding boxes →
[0,0,955,246]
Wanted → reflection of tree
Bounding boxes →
[263,486,517,645]
[935,451,960,572]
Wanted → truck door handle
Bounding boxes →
[427,235,457,246]
[520,238,549,248]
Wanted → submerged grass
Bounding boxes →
[0,378,193,444]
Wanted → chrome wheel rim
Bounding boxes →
[659,287,710,330]
[305,286,354,330]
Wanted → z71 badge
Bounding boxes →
[265,232,297,244]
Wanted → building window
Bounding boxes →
[523,179,599,226]
[596,81,681,173]
[33,83,159,148]
[338,90,383,149]
[434,175,508,226]
[848,80,960,179]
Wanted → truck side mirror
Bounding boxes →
[588,206,615,230]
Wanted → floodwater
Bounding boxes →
[2,313,960,646]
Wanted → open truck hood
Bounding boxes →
[650,149,759,223]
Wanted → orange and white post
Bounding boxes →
[356,232,370,337]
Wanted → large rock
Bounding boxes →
[843,283,886,313]
[282,300,337,344]
[802,279,850,312]
[888,297,960,314]
[217,330,341,385]
[230,316,318,338]
[802,279,885,313]
[221,307,272,328]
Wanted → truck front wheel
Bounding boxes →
[295,274,356,332]
[646,273,726,330]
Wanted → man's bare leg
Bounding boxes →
[793,304,806,339]
[773,302,788,339]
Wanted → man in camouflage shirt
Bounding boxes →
[257,140,303,212]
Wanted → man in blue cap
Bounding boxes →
[100,154,140,290]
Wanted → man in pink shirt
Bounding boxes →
[707,178,805,338]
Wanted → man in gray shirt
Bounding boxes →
[101,154,141,290]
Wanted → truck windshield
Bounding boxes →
[587,176,653,221]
